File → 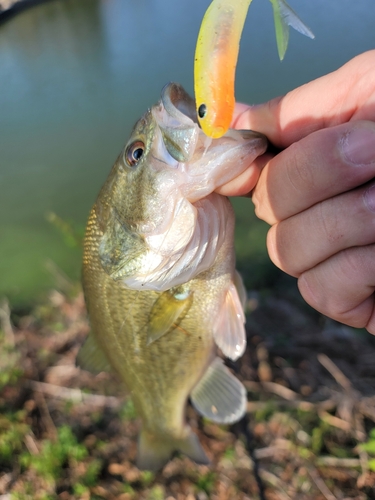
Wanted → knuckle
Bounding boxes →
[284,142,315,195]
[315,201,343,245]
[266,223,300,277]
[298,248,374,328]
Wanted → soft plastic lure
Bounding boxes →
[194,0,314,138]
[194,0,252,139]
[270,0,314,61]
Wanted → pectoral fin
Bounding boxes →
[191,357,247,424]
[212,281,246,361]
[147,289,193,345]
[76,332,112,374]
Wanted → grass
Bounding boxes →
[20,425,88,481]
[0,284,375,499]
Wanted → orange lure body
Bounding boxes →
[194,0,252,139]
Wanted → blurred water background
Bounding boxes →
[0,0,374,306]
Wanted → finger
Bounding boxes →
[298,245,375,334]
[267,181,375,276]
[215,153,273,197]
[232,50,375,148]
[252,121,375,224]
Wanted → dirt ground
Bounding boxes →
[1,284,375,500]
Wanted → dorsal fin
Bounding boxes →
[191,357,247,424]
[212,281,246,361]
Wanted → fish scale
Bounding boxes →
[83,204,225,433]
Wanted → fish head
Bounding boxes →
[96,83,267,285]
[96,84,199,233]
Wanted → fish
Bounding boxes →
[79,82,268,471]
[194,0,314,139]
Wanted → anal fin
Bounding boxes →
[76,332,112,374]
[191,357,247,424]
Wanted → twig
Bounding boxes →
[46,322,89,352]
[359,398,375,423]
[0,473,12,495]
[258,469,293,500]
[315,457,361,468]
[307,466,337,500]
[34,391,57,440]
[245,380,299,400]
[353,411,366,442]
[318,410,351,431]
[29,380,121,408]
[261,382,299,401]
[357,449,369,489]
[45,260,74,293]
[254,439,292,459]
[317,354,352,392]
[24,433,40,455]
[246,398,337,413]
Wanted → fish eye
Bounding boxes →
[125,141,145,167]
[198,104,207,119]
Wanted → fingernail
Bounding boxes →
[341,126,375,165]
[364,183,375,213]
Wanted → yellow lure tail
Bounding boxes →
[194,0,253,139]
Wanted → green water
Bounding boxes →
[1,0,374,305]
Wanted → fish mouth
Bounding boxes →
[153,83,268,194]
[161,82,198,124]
[153,83,200,163]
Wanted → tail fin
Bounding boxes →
[137,428,209,471]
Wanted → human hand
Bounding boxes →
[221,50,375,334]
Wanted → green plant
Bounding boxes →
[122,483,136,496]
[146,485,165,500]
[0,411,30,463]
[81,458,102,486]
[359,428,375,471]
[46,211,84,249]
[119,399,137,421]
[196,471,216,495]
[139,470,155,487]
[0,330,23,389]
[20,425,88,481]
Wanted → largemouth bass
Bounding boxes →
[79,83,267,470]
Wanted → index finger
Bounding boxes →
[232,50,375,148]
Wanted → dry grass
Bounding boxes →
[1,287,375,499]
